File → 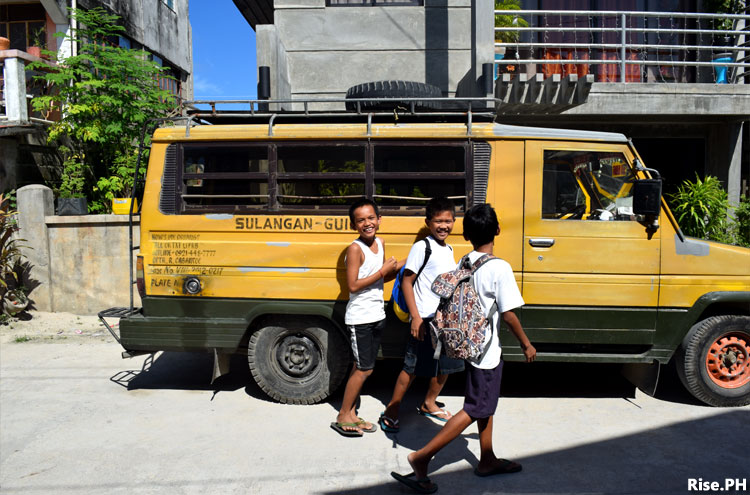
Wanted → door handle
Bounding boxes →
[529,238,555,248]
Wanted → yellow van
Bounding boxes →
[100,102,750,407]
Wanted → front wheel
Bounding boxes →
[248,318,350,404]
[675,315,750,407]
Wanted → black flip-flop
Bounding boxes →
[379,413,400,433]
[330,421,363,437]
[473,459,522,477]
[391,471,437,494]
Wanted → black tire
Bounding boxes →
[247,318,350,405]
[675,315,750,407]
[345,80,442,112]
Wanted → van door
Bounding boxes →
[518,141,660,357]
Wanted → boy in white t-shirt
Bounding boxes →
[332,198,398,438]
[391,204,536,494]
[379,197,464,434]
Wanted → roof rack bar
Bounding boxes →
[367,113,373,137]
[268,114,277,137]
[467,110,473,136]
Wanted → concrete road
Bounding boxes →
[1,340,748,495]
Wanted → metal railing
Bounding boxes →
[494,10,749,83]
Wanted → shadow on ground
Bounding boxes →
[319,408,750,494]
[110,352,267,400]
[110,352,703,408]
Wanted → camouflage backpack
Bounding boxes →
[428,254,498,363]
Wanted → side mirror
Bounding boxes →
[633,179,662,216]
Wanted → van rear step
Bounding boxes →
[97,307,142,345]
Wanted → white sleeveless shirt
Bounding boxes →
[345,237,386,325]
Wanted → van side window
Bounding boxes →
[276,145,366,209]
[173,142,471,215]
[182,145,269,211]
[373,143,468,213]
[542,150,636,221]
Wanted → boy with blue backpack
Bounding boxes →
[391,203,536,494]
[379,197,464,433]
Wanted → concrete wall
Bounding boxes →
[257,0,494,103]
[78,0,193,96]
[17,185,140,315]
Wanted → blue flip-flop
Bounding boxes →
[379,413,400,433]
[416,406,451,422]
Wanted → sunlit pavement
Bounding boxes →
[1,341,748,495]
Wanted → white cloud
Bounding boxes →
[193,75,223,97]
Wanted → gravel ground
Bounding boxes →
[0,311,116,345]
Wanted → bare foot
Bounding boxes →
[406,452,435,489]
[420,404,452,421]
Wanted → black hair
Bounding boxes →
[425,196,455,220]
[348,197,380,227]
[462,204,499,247]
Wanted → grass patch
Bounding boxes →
[14,335,33,343]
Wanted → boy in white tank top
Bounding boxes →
[331,198,399,437]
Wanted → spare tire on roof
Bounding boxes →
[345,80,442,112]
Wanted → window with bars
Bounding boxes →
[166,141,474,215]
[0,3,46,51]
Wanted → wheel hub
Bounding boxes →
[276,334,320,378]
[706,333,750,389]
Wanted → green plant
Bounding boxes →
[30,7,176,213]
[57,146,87,199]
[704,0,743,32]
[729,195,750,247]
[14,335,32,343]
[0,194,28,315]
[494,0,529,43]
[669,179,750,247]
[29,26,46,48]
[668,174,734,244]
[91,146,147,212]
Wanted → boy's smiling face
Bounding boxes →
[351,204,381,242]
[426,209,454,244]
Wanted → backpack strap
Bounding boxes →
[468,254,499,364]
[413,238,432,289]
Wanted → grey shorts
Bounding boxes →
[348,319,385,371]
[403,333,465,377]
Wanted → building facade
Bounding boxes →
[236,0,748,203]
[0,0,193,192]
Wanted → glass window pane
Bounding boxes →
[277,146,365,174]
[278,180,365,207]
[181,146,269,210]
[184,146,268,174]
[374,145,464,173]
[543,150,636,221]
[183,179,268,209]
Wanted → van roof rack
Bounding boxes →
[180,96,499,136]
[183,96,494,118]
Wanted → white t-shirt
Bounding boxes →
[345,238,386,325]
[466,250,525,369]
[404,236,456,318]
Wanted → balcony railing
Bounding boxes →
[494,10,749,84]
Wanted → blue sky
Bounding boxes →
[189,2,258,100]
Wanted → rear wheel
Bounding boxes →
[248,318,350,404]
[675,315,750,407]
